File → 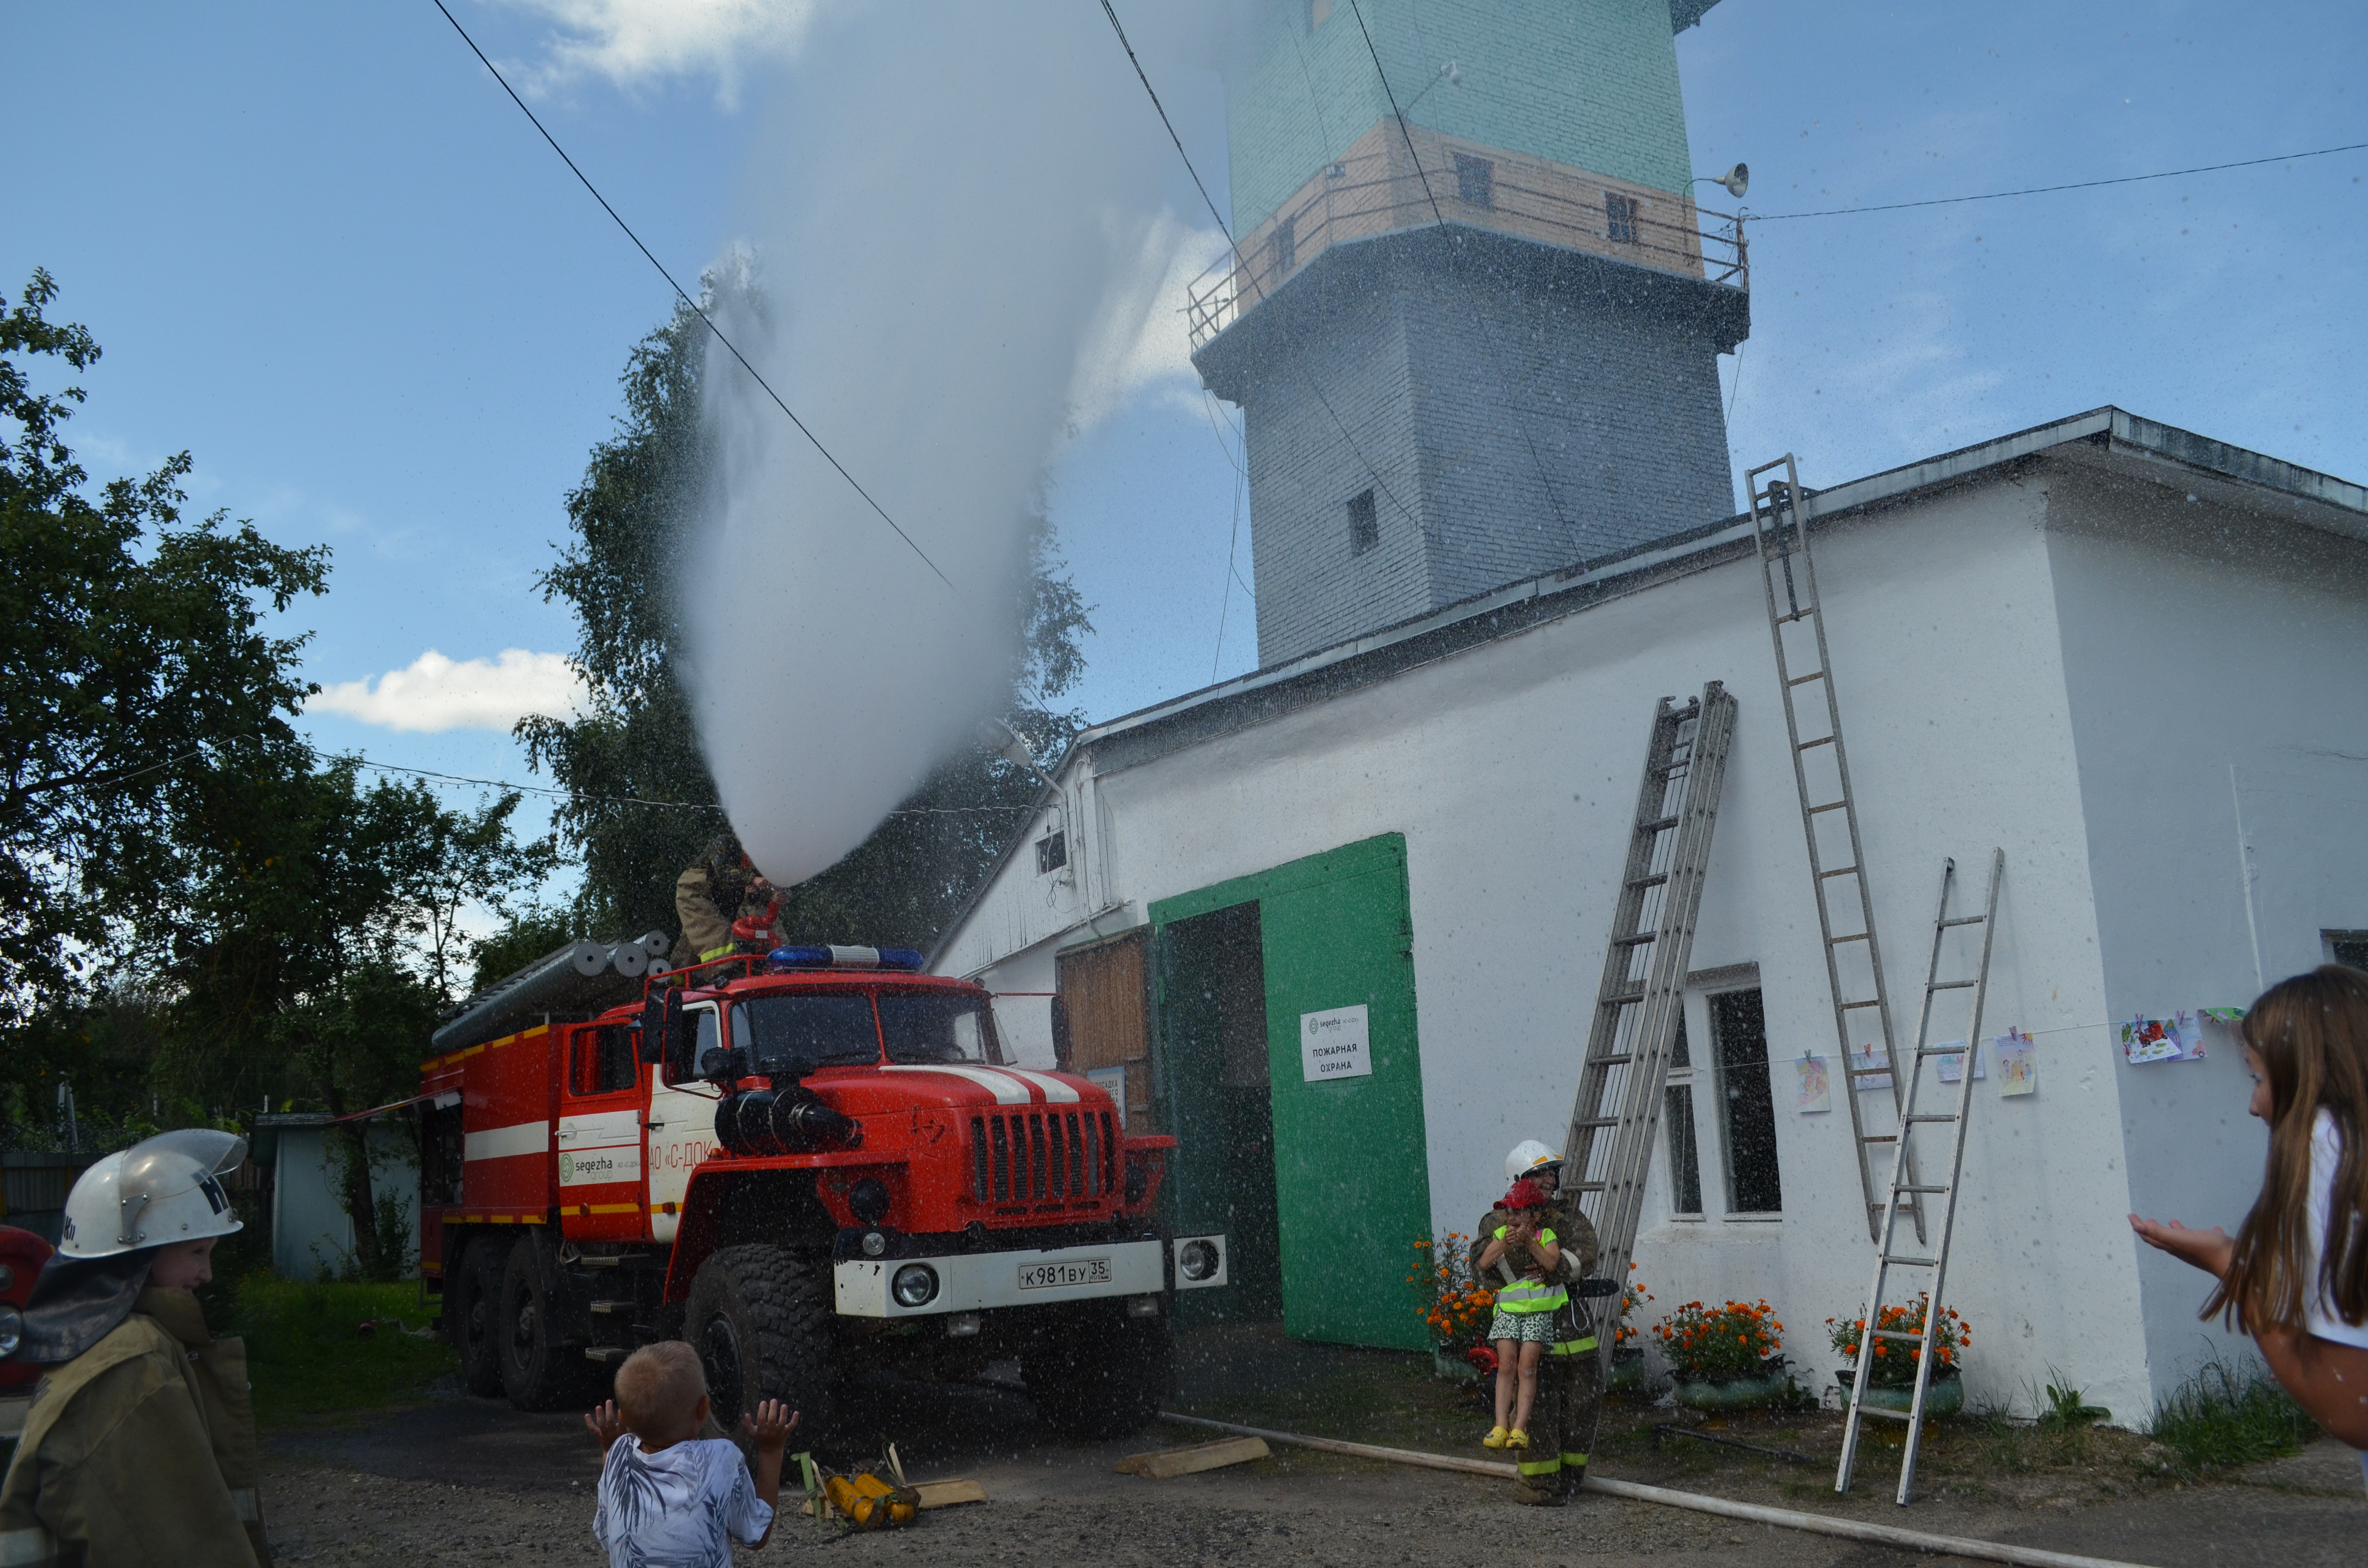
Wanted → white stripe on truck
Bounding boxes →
[463,1120,550,1162]
[1002,1069,1081,1103]
[876,1065,1031,1104]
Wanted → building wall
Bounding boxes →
[2045,466,2368,1400]
[1229,231,1739,666]
[1400,236,1738,609]
[271,1123,422,1280]
[1224,0,1697,235]
[943,466,2210,1416]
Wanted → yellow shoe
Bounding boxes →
[1482,1426,1510,1449]
[1507,1429,1531,1449]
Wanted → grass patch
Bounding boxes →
[229,1275,456,1426]
[2147,1357,2318,1471]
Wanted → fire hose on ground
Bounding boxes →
[1156,1413,2162,1568]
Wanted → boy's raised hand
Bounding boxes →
[585,1399,628,1451]
[741,1399,801,1454]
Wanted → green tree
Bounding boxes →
[0,270,327,1021]
[155,760,554,1276]
[520,286,1093,955]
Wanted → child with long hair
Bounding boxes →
[2131,963,2368,1487]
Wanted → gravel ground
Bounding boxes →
[258,1393,2366,1568]
[253,1325,2363,1568]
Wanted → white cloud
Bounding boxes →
[308,649,585,733]
[486,0,825,101]
[1066,213,1233,435]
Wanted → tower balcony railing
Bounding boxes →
[1185,122,1746,352]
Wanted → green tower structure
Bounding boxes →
[1191,0,1748,665]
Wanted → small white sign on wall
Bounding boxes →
[1300,1004,1372,1083]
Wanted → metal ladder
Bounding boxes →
[1745,455,1918,1243]
[1562,683,1739,1326]
[1835,849,2005,1505]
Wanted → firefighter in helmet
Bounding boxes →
[0,1130,270,1567]
[1470,1139,1602,1506]
[671,832,784,969]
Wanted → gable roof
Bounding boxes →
[928,407,2366,967]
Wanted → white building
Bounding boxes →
[252,1113,420,1280]
[935,408,2368,1421]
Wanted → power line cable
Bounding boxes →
[1345,0,1445,227]
[427,0,953,591]
[275,739,1029,817]
[1751,137,2368,221]
[1342,1,1575,540]
[1093,0,1422,532]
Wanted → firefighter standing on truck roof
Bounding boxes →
[0,1130,270,1567]
[1470,1139,1601,1507]
[672,833,785,969]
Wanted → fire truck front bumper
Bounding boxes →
[834,1235,1227,1319]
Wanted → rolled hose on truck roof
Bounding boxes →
[432,932,669,1055]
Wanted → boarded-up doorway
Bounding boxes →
[1156,903,1284,1322]
[1151,833,1430,1351]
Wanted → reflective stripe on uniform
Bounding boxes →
[0,1526,59,1568]
[230,1487,260,1522]
[698,944,737,963]
[1563,1453,1588,1466]
[1548,1335,1598,1355]
[1516,1456,1561,1477]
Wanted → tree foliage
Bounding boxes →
[0,269,327,1020]
[0,274,556,1277]
[521,284,1094,954]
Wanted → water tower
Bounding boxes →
[1190,0,1748,665]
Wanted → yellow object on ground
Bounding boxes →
[819,1470,920,1529]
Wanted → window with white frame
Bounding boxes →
[1663,1011,1704,1217]
[1709,988,1781,1214]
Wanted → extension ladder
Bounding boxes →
[1835,850,2005,1505]
[1745,455,1918,1243]
[1561,684,1739,1335]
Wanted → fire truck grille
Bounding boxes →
[971,1109,1116,1205]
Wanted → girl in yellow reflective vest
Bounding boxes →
[1477,1179,1564,1451]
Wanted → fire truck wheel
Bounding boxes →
[1022,1300,1172,1441]
[454,1235,510,1397]
[499,1232,586,1410]
[683,1244,836,1440]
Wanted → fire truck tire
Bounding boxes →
[499,1231,587,1410]
[683,1244,835,1439]
[1021,1301,1172,1441]
[454,1235,510,1397]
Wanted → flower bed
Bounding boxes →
[1652,1298,1783,1383]
[1652,1298,1790,1409]
[1827,1293,1969,1387]
[1408,1233,1495,1369]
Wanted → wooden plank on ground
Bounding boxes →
[1113,1435,1270,1479]
[912,1479,987,1508]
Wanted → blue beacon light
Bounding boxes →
[766,945,927,972]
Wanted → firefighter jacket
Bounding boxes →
[671,868,787,968]
[1471,1193,1602,1353]
[0,1287,268,1568]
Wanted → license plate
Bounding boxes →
[1018,1257,1111,1291]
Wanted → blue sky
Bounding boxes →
[6,0,2361,901]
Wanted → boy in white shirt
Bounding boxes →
[585,1341,798,1567]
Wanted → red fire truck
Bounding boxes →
[419,939,1227,1439]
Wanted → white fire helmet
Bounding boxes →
[1505,1139,1562,1186]
[59,1129,247,1259]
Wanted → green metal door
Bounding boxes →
[1153,834,1430,1350]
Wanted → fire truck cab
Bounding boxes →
[420,940,1226,1439]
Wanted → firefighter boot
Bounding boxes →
[1511,1474,1566,1507]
